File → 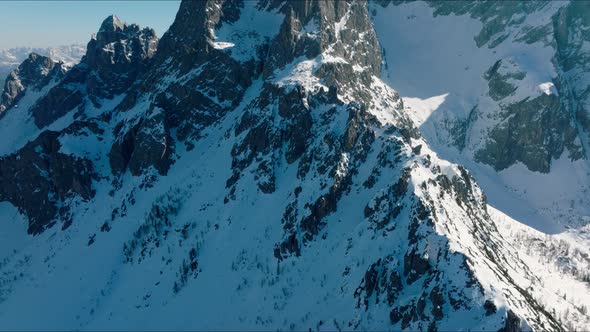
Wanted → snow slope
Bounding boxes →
[373,0,590,239]
[0,1,588,330]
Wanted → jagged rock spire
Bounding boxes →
[155,0,226,62]
[87,15,158,71]
[0,53,65,115]
[98,14,125,33]
[29,15,159,128]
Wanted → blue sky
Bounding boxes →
[0,1,181,49]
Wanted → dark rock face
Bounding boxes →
[108,0,402,179]
[0,53,66,115]
[0,14,163,238]
[262,0,383,94]
[484,300,498,316]
[475,93,581,173]
[485,59,526,101]
[109,106,174,176]
[30,15,159,128]
[376,1,588,175]
[85,15,158,100]
[0,130,94,234]
[109,122,137,175]
[107,1,263,176]
[0,15,157,231]
[30,65,87,128]
[355,256,403,310]
[498,310,522,332]
[468,44,584,173]
[553,2,590,156]
[154,0,222,61]
[120,1,256,148]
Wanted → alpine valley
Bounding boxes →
[0,1,589,331]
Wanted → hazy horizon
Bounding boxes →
[0,1,181,49]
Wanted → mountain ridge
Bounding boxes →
[0,1,588,330]
[0,44,85,89]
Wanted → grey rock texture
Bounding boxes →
[108,0,262,175]
[553,2,590,158]
[109,105,174,176]
[475,93,581,173]
[0,15,157,231]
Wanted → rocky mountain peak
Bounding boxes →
[28,16,159,128]
[86,15,158,72]
[154,0,238,62]
[25,52,48,64]
[98,14,125,33]
[253,0,387,112]
[0,52,65,115]
[267,0,382,74]
[18,53,64,83]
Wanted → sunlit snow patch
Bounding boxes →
[403,93,449,127]
[212,41,235,50]
[274,58,327,93]
[538,82,558,96]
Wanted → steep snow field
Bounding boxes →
[492,206,590,330]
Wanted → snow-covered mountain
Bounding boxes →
[0,1,588,331]
[0,44,85,87]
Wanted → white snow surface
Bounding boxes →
[538,82,558,96]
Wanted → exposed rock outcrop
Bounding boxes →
[0,130,94,234]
